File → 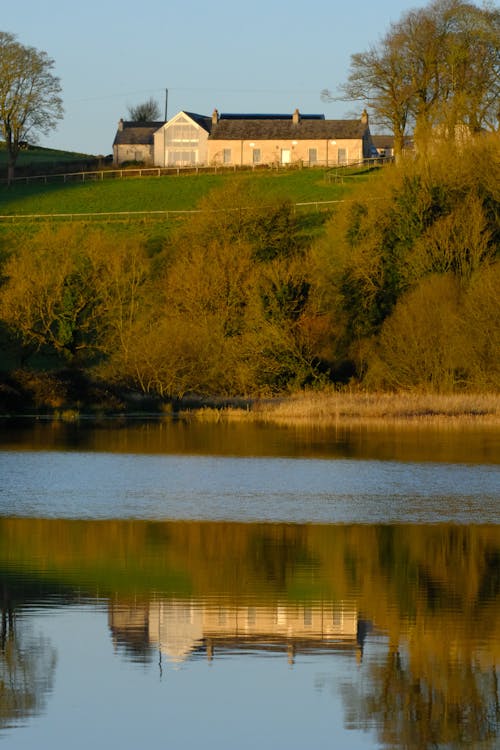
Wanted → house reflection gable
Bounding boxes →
[109,598,369,666]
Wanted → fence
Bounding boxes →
[1,157,391,186]
[0,199,352,224]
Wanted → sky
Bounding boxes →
[3,0,421,155]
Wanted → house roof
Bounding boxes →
[113,121,165,147]
[209,117,369,141]
[113,111,371,148]
[371,134,414,149]
[370,134,394,148]
[219,113,325,121]
[182,111,212,131]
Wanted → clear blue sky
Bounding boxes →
[3,0,420,155]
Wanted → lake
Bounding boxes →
[0,419,499,749]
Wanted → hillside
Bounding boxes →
[0,163,375,217]
[0,142,105,180]
[1,133,497,411]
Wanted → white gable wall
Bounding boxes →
[154,112,209,167]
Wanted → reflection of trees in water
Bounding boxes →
[337,525,500,748]
[0,518,498,744]
[342,644,500,749]
[0,604,57,729]
[248,526,314,589]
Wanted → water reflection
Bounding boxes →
[342,643,499,748]
[110,598,364,666]
[1,418,499,464]
[0,518,498,747]
[0,604,56,731]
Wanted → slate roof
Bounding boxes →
[182,111,212,131]
[209,117,368,141]
[371,134,414,149]
[113,112,370,148]
[113,121,165,146]
[219,113,325,121]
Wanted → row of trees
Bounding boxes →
[336,0,500,157]
[313,133,500,391]
[0,132,498,397]
[0,188,325,397]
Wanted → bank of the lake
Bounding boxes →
[1,366,499,429]
[179,390,500,428]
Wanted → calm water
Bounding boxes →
[0,420,499,749]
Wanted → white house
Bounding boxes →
[113,109,375,168]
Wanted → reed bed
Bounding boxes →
[181,391,500,427]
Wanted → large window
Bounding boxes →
[164,115,202,165]
[165,115,199,148]
[168,150,197,166]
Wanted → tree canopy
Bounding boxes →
[0,32,63,182]
[127,97,161,121]
[339,0,500,156]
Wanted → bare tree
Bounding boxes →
[0,32,63,183]
[338,35,413,158]
[127,97,161,122]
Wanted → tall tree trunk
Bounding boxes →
[393,130,406,164]
[6,130,17,186]
[7,159,15,185]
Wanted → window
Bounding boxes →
[167,150,197,166]
[223,148,232,164]
[308,148,317,165]
[252,148,261,164]
[165,118,199,148]
[338,148,348,165]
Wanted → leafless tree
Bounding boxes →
[127,97,161,122]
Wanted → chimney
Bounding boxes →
[361,109,369,125]
[292,108,300,125]
[118,118,124,131]
[212,108,219,125]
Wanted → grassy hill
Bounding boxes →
[0,161,378,217]
[0,132,498,404]
[0,142,105,182]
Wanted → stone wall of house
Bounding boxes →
[113,143,154,166]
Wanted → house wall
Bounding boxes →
[206,138,365,167]
[147,599,358,662]
[113,143,154,166]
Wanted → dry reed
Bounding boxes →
[181,391,500,428]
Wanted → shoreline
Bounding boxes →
[178,391,500,428]
[2,388,499,428]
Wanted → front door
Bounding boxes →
[281,149,291,164]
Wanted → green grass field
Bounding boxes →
[0,142,98,171]
[0,163,378,217]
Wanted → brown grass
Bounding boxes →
[180,390,500,427]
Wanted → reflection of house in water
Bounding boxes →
[109,599,369,666]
